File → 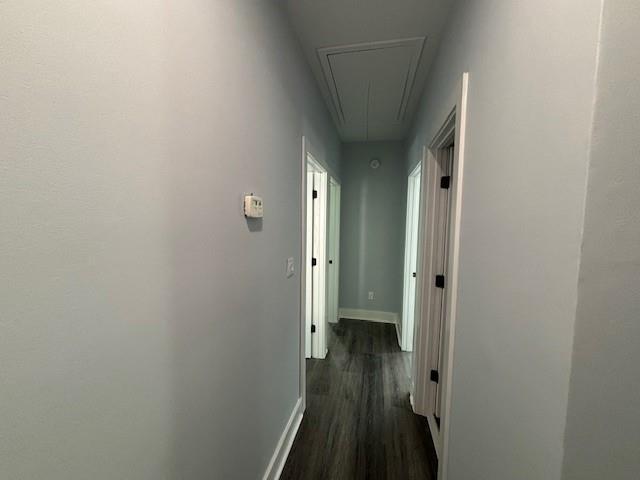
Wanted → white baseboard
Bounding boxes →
[395,321,402,348]
[426,414,442,459]
[338,308,399,325]
[262,397,304,480]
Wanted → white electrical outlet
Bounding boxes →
[286,257,295,278]
[368,291,374,300]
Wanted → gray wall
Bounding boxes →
[0,1,339,479]
[339,142,406,314]
[405,0,602,478]
[562,1,640,478]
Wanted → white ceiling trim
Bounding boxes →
[316,37,426,127]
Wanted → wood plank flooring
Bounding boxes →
[281,319,438,480]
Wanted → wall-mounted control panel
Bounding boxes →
[243,194,263,218]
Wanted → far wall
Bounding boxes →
[339,141,407,316]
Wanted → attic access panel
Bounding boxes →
[317,37,425,140]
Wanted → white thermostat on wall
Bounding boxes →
[243,194,264,218]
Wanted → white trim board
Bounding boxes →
[261,397,304,480]
[338,308,399,325]
[299,137,307,409]
[437,72,469,480]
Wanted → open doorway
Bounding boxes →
[304,152,329,359]
[401,162,422,352]
[327,178,341,325]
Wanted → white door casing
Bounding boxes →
[401,163,422,351]
[305,153,328,359]
[305,171,314,359]
[327,178,341,324]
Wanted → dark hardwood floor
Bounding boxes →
[281,319,438,480]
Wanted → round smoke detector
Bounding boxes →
[369,158,381,169]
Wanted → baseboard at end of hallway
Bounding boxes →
[338,308,399,325]
[262,397,304,480]
[395,321,402,348]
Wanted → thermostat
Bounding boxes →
[243,194,263,218]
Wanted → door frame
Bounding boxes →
[411,73,469,480]
[302,141,329,361]
[305,169,314,359]
[401,162,422,351]
[299,137,308,409]
[327,178,341,325]
[422,132,454,454]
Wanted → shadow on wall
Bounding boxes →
[246,217,264,232]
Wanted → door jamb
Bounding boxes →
[299,137,308,410]
[437,71,468,480]
[327,177,341,324]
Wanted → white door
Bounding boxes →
[401,164,422,351]
[327,179,341,324]
[305,154,328,359]
[305,171,314,359]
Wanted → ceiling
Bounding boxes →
[287,1,454,142]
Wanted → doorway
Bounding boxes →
[414,124,457,458]
[424,141,454,440]
[305,153,329,359]
[411,74,468,475]
[401,162,422,352]
[327,178,341,325]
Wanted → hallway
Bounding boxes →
[3,1,640,479]
[281,320,437,480]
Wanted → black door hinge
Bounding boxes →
[412,272,417,278]
[440,175,451,189]
[435,274,445,288]
[312,190,318,199]
[311,324,316,333]
[311,258,317,267]
[430,369,439,383]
